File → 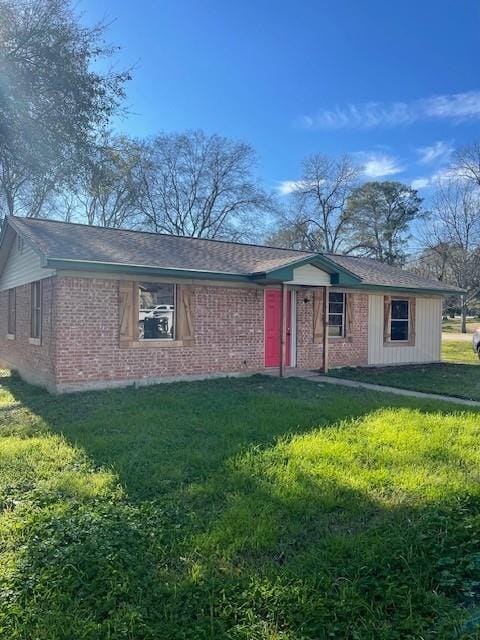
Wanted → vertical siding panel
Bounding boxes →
[368,294,442,366]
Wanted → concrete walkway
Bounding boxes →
[283,369,480,408]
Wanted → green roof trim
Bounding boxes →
[46,258,252,282]
[251,254,363,285]
[342,282,465,296]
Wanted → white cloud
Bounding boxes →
[416,141,453,165]
[276,179,313,195]
[411,177,430,190]
[299,91,480,130]
[358,152,404,178]
[410,166,465,190]
[276,180,302,195]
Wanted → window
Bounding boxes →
[31,281,42,340]
[139,283,176,340]
[7,289,16,336]
[328,291,345,337]
[390,299,409,341]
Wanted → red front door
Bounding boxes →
[264,289,292,367]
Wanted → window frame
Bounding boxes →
[7,288,16,338]
[328,291,346,338]
[138,282,177,342]
[390,297,410,343]
[30,281,42,343]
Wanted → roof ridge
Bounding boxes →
[10,216,316,256]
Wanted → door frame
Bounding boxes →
[263,287,297,368]
[289,289,297,368]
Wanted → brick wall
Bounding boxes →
[0,278,56,388]
[328,292,369,368]
[295,288,368,370]
[296,288,324,370]
[0,276,369,391]
[54,277,266,387]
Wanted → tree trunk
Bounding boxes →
[461,295,467,334]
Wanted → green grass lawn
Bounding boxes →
[330,339,480,402]
[443,339,479,365]
[2,371,480,639]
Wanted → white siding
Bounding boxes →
[287,264,331,286]
[0,240,54,291]
[368,294,442,365]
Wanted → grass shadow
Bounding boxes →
[2,372,480,638]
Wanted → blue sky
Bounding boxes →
[82,0,480,198]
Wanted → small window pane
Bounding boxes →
[329,292,344,303]
[329,302,344,314]
[391,320,409,341]
[392,300,409,319]
[139,283,176,340]
[328,324,343,337]
[329,314,343,326]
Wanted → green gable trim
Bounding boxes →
[251,254,362,285]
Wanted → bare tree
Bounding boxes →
[422,179,480,332]
[137,130,273,240]
[0,0,129,218]
[453,141,480,187]
[70,134,146,228]
[283,154,360,253]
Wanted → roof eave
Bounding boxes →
[46,258,252,282]
[345,282,465,296]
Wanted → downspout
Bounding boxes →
[323,286,329,374]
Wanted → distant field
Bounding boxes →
[442,318,480,334]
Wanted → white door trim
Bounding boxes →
[290,289,297,367]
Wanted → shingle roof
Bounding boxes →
[324,253,460,293]
[5,216,462,294]
[9,216,315,275]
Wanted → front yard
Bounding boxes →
[329,338,479,402]
[2,371,480,638]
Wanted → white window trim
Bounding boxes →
[328,291,346,338]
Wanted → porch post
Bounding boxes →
[280,283,288,377]
[322,286,329,374]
